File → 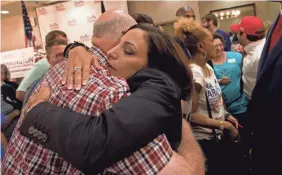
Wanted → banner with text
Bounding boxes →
[0,47,35,78]
[36,1,102,48]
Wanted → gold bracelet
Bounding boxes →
[219,120,224,131]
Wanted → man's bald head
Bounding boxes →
[176,6,195,20]
[93,10,137,39]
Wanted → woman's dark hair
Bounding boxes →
[213,33,225,46]
[125,24,193,98]
[174,18,209,57]
[131,14,154,25]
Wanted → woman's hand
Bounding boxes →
[223,121,239,141]
[62,46,103,90]
[219,77,231,85]
[226,115,239,129]
[23,83,51,119]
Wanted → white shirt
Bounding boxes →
[242,38,266,100]
[190,63,225,140]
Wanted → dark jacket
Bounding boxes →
[250,14,282,175]
[20,68,183,174]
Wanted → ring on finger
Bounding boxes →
[72,67,82,73]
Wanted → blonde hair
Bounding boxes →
[1,64,11,81]
[174,18,208,56]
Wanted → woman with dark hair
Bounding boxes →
[19,24,202,174]
[174,18,240,175]
[212,33,248,114]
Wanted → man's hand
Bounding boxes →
[159,151,193,175]
[219,76,231,85]
[62,46,103,90]
[159,119,205,175]
[23,83,51,118]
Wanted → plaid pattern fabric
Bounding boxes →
[2,46,173,175]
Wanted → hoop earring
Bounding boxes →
[201,51,207,60]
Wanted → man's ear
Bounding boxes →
[46,55,51,65]
[241,32,247,40]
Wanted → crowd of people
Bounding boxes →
[1,2,282,175]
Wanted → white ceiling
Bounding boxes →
[1,1,67,18]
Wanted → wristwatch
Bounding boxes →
[219,120,225,131]
[224,112,231,120]
[63,41,90,58]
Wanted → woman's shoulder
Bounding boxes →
[127,68,182,96]
[189,64,204,74]
[226,51,242,59]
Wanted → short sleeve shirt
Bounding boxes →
[190,63,225,140]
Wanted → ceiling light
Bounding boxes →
[1,11,9,14]
[231,10,236,15]
[220,12,224,17]
[226,11,230,16]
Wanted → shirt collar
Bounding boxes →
[88,45,108,66]
[244,38,266,54]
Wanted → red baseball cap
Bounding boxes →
[230,16,264,36]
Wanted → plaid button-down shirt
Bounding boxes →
[2,46,173,175]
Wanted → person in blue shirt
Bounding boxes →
[202,13,231,51]
[1,113,8,159]
[212,33,250,174]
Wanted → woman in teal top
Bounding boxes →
[212,33,250,173]
[212,33,248,115]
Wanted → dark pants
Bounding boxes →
[233,112,252,175]
[198,139,240,175]
[248,99,282,175]
[233,112,252,156]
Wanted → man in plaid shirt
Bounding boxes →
[3,10,204,175]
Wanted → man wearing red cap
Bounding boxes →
[230,16,266,173]
[248,2,282,175]
[230,16,266,101]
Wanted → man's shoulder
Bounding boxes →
[216,29,228,36]
[17,58,50,92]
[33,58,50,71]
[41,61,65,84]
